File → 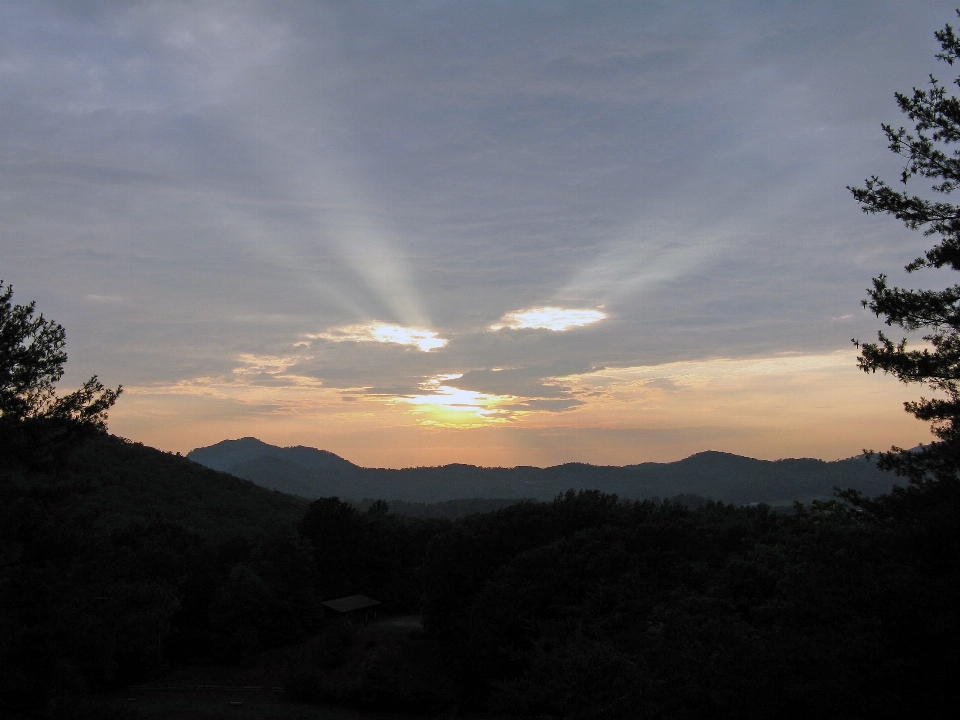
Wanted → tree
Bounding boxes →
[850,16,960,483]
[0,281,121,463]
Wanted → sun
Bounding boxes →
[397,385,518,426]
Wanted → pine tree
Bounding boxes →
[850,16,960,483]
[0,281,121,465]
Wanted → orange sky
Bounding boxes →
[109,349,931,468]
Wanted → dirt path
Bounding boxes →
[368,614,423,633]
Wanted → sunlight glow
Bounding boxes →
[397,384,518,426]
[112,349,930,466]
[311,322,448,352]
[490,307,607,332]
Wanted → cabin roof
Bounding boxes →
[320,594,381,613]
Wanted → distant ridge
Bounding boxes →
[186,439,899,506]
[188,437,357,472]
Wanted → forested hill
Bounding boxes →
[34,434,308,543]
[188,437,899,505]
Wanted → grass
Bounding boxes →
[90,690,411,720]
[84,615,444,720]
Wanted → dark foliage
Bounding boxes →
[355,496,536,520]
[850,14,960,483]
[298,496,449,608]
[0,282,121,469]
[416,491,959,718]
[6,446,957,718]
[0,436,327,717]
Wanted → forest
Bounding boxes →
[1,430,958,718]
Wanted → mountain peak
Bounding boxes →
[187,437,356,474]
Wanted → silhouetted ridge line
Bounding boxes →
[186,438,899,505]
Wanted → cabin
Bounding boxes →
[320,594,381,622]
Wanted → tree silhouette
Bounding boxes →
[850,17,960,482]
[0,281,121,464]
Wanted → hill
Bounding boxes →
[188,439,899,505]
[1,432,325,712]
[30,434,309,543]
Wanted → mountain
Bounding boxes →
[226,454,357,499]
[187,439,900,506]
[186,436,357,473]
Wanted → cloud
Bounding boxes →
[231,353,306,377]
[451,367,582,408]
[388,372,565,427]
[490,307,607,332]
[5,1,955,466]
[310,322,448,352]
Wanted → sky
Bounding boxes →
[2,1,957,468]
